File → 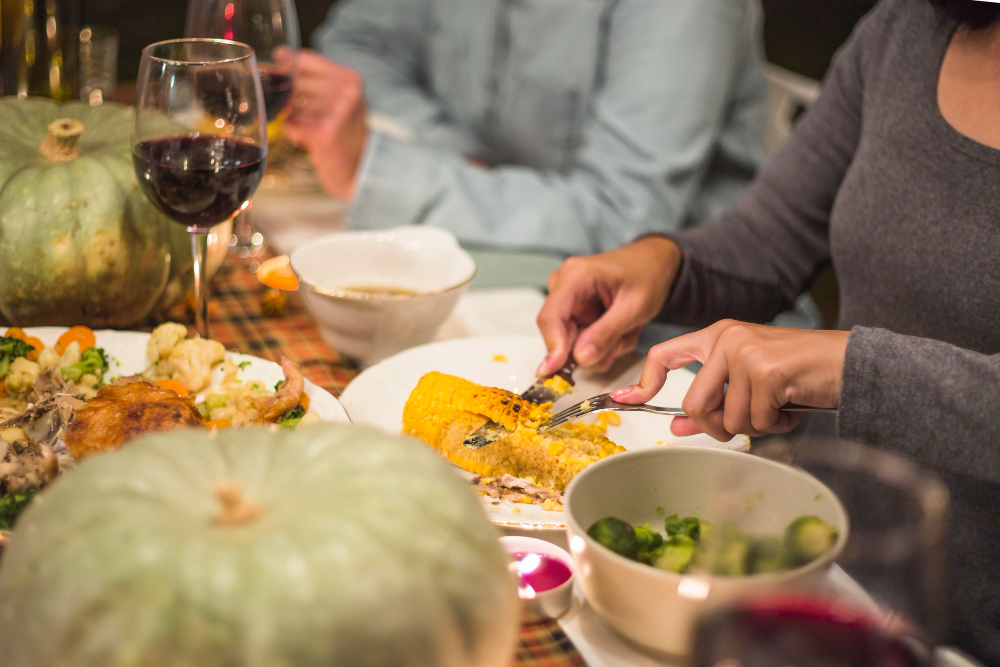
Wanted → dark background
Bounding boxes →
[87,0,878,83]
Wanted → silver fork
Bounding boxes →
[539,393,837,431]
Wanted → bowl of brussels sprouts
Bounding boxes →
[564,447,848,658]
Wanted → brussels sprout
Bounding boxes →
[634,523,664,564]
[664,514,701,539]
[652,534,696,573]
[748,537,788,574]
[587,517,639,559]
[785,515,839,565]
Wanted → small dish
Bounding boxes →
[290,226,476,365]
[500,536,575,623]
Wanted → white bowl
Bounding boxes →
[290,227,476,365]
[564,447,848,658]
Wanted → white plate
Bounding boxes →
[22,328,352,425]
[340,334,749,529]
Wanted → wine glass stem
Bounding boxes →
[190,229,211,339]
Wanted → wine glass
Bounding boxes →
[132,38,268,339]
[692,440,950,666]
[185,0,300,260]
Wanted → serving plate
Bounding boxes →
[340,334,749,530]
[21,328,352,424]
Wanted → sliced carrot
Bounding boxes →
[55,325,95,354]
[298,392,310,411]
[23,337,43,361]
[4,327,27,342]
[154,379,189,397]
[206,418,231,430]
[257,255,299,291]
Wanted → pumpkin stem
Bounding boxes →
[212,480,264,526]
[40,118,85,162]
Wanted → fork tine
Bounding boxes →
[539,394,609,430]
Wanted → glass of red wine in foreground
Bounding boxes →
[185,0,300,260]
[132,38,267,339]
[693,441,949,667]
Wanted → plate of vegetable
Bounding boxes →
[0,324,351,535]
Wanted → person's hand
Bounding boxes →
[535,236,682,375]
[611,321,849,441]
[281,49,367,200]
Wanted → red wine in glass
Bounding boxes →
[259,67,293,122]
[693,593,927,667]
[133,135,265,231]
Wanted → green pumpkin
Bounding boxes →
[0,97,197,327]
[0,424,519,667]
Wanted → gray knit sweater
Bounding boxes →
[662,0,1000,660]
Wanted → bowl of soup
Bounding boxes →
[290,227,476,365]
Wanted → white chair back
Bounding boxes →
[765,64,821,157]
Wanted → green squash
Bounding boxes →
[0,97,197,327]
[0,424,519,667]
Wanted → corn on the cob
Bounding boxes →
[402,372,624,490]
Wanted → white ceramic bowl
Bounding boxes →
[290,227,476,365]
[564,447,848,658]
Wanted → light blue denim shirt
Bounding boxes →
[315,0,769,256]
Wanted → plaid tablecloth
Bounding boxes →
[195,253,587,667]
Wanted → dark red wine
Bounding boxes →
[259,69,293,122]
[133,135,264,230]
[693,594,926,667]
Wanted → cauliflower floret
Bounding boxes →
[36,346,61,372]
[146,323,188,365]
[57,341,81,369]
[4,357,40,399]
[299,411,322,427]
[160,338,225,393]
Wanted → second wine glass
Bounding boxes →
[132,38,268,339]
[186,0,301,260]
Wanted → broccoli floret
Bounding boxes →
[785,516,839,566]
[0,489,37,530]
[0,336,34,380]
[748,537,789,574]
[238,360,251,371]
[276,406,305,429]
[587,517,640,560]
[60,347,108,383]
[652,534,696,573]
[665,514,702,540]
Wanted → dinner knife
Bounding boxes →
[463,356,577,449]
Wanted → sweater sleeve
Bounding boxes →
[658,0,888,327]
[838,327,1000,483]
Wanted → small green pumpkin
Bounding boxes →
[0,424,519,667]
[0,97,198,327]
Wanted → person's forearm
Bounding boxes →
[838,327,1000,483]
[350,133,703,255]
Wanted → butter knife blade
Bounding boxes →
[463,356,577,449]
